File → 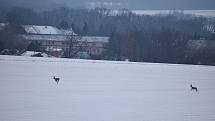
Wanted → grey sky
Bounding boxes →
[1,0,215,10]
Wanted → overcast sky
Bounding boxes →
[1,0,215,10]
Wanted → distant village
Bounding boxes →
[0,6,215,65]
[1,22,215,65]
[0,23,109,59]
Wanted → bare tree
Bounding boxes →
[63,34,87,58]
[0,23,27,52]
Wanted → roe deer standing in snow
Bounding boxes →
[190,84,198,92]
[53,76,60,84]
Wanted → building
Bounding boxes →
[19,25,109,58]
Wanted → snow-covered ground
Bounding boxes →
[23,25,76,35]
[0,55,215,121]
[132,10,215,17]
[21,51,49,57]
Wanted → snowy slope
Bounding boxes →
[23,25,63,35]
[132,10,215,17]
[0,55,215,121]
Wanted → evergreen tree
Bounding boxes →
[82,22,88,35]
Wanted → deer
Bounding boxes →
[53,76,60,84]
[190,84,198,92]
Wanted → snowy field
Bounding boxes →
[132,10,215,17]
[1,55,215,121]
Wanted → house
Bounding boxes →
[19,25,109,58]
[80,36,109,56]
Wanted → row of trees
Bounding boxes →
[107,27,191,63]
[0,7,215,65]
[1,7,213,36]
[0,23,27,53]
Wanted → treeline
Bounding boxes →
[1,7,213,36]
[0,23,28,53]
[0,7,215,65]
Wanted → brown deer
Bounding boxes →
[53,76,60,84]
[190,84,198,92]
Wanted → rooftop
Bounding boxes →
[23,25,76,35]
